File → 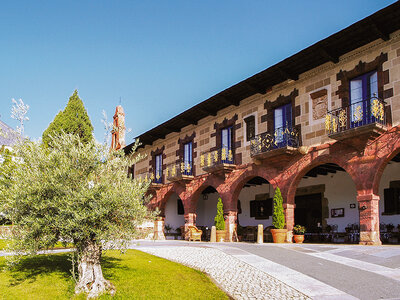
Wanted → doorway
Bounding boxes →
[295,193,322,233]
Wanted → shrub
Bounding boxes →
[272,187,285,229]
[214,198,225,230]
[293,225,306,235]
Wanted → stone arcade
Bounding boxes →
[119,3,400,245]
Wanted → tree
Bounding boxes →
[42,90,93,146]
[214,198,225,230]
[272,187,285,229]
[11,98,29,137]
[0,133,153,298]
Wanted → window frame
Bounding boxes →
[243,113,257,144]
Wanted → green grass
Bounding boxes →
[0,240,73,251]
[0,250,229,300]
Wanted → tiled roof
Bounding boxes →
[0,120,20,146]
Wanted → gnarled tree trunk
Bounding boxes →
[75,240,115,298]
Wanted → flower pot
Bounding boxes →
[293,234,305,243]
[270,229,287,243]
[216,230,227,242]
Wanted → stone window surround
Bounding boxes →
[176,132,197,176]
[242,112,258,146]
[210,114,242,165]
[149,146,166,183]
[308,84,332,127]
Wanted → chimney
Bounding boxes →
[111,105,126,150]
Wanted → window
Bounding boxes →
[350,71,378,123]
[274,103,292,145]
[250,199,272,219]
[221,126,233,163]
[244,115,256,142]
[384,188,400,214]
[183,142,193,175]
[154,154,163,183]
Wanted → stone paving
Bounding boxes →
[138,246,310,300]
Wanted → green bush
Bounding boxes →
[272,187,285,229]
[214,198,225,230]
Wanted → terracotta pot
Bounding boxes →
[270,229,287,243]
[293,234,305,243]
[216,230,227,242]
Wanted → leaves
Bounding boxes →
[272,187,285,229]
[42,90,94,147]
[0,133,154,258]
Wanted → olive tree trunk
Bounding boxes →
[75,241,115,298]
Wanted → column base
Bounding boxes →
[359,231,382,245]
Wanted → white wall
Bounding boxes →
[196,192,219,227]
[297,170,358,232]
[379,161,400,226]
[164,193,185,232]
[238,183,273,227]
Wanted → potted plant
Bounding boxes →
[270,187,287,243]
[214,198,226,242]
[293,225,306,243]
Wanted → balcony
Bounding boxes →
[250,126,300,161]
[166,161,194,183]
[136,172,163,189]
[200,148,236,175]
[325,97,387,145]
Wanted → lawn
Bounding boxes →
[0,249,228,300]
[0,239,73,251]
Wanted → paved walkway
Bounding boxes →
[131,241,400,300]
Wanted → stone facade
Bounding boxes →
[128,18,400,245]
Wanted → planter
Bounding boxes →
[293,234,305,243]
[216,230,227,242]
[270,229,287,243]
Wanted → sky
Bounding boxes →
[0,0,396,144]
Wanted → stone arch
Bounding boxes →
[285,153,356,205]
[371,129,400,195]
[227,164,279,211]
[186,174,226,213]
[157,183,186,216]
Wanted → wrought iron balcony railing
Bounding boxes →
[250,126,299,157]
[200,147,235,170]
[136,170,163,185]
[325,96,386,135]
[166,160,193,181]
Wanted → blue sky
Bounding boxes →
[0,0,396,144]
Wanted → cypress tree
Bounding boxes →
[272,187,285,229]
[214,198,225,230]
[42,90,93,146]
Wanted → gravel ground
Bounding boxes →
[139,246,310,300]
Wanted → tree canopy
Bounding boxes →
[42,90,93,146]
[0,133,153,297]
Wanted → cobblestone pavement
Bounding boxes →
[138,246,310,300]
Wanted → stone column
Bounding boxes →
[358,194,381,245]
[224,210,237,242]
[184,212,197,240]
[154,217,165,240]
[283,203,295,243]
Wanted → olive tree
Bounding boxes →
[0,133,153,298]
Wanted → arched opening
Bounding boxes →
[235,176,272,242]
[378,151,400,244]
[196,186,220,231]
[163,192,185,239]
[295,163,359,243]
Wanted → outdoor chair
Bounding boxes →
[188,225,203,241]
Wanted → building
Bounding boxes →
[122,2,400,245]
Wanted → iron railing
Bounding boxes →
[200,147,235,170]
[325,96,386,135]
[250,126,299,157]
[166,160,193,180]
